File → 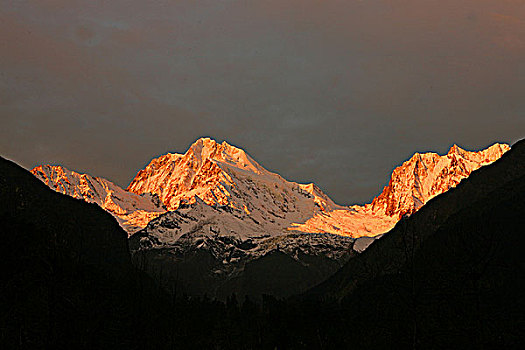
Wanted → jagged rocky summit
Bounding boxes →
[31,138,509,240]
[31,165,166,233]
[293,142,510,238]
[30,138,509,297]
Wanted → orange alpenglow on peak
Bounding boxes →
[447,144,464,155]
[187,137,265,174]
[367,142,510,218]
[124,137,343,237]
[125,137,339,227]
[291,142,510,237]
[126,137,269,211]
[30,164,165,234]
[31,139,509,239]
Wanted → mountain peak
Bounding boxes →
[189,137,222,153]
[186,137,263,174]
[127,137,273,210]
[185,137,266,174]
[188,137,236,153]
[31,164,165,233]
[367,142,510,219]
[448,144,465,155]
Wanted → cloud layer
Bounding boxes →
[2,0,524,204]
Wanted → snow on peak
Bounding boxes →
[187,137,265,174]
[364,142,510,219]
[31,164,165,234]
[124,137,350,238]
[298,183,337,211]
[291,143,509,238]
[127,137,309,213]
[31,141,509,241]
[447,144,464,155]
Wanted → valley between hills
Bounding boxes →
[29,138,509,298]
[1,138,522,349]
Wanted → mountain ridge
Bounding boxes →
[308,139,522,300]
[27,138,511,298]
[297,138,525,348]
[31,164,165,233]
[368,142,510,218]
[31,138,509,239]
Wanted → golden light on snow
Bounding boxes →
[31,138,509,239]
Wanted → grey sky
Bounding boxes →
[1,0,524,204]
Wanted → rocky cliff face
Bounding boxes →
[292,143,510,237]
[126,137,339,234]
[367,143,510,219]
[127,138,268,210]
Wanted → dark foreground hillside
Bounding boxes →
[0,157,171,349]
[1,137,524,349]
[305,139,525,348]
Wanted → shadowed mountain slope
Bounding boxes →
[305,139,525,348]
[31,164,165,234]
[0,157,170,349]
[29,138,510,300]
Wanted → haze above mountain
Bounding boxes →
[3,1,523,205]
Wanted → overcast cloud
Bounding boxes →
[1,0,524,204]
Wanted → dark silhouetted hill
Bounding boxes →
[2,135,524,349]
[0,157,170,349]
[304,139,525,348]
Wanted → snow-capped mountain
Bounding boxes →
[366,143,510,218]
[129,196,353,295]
[31,139,509,239]
[120,138,358,297]
[291,143,510,238]
[31,165,165,233]
[126,138,342,237]
[31,138,510,298]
